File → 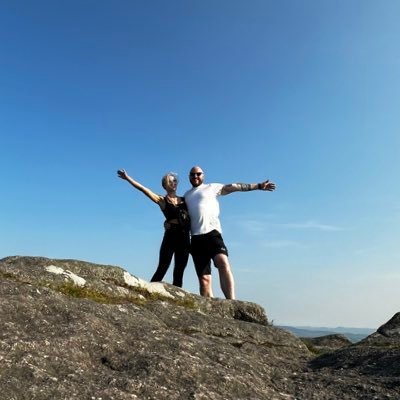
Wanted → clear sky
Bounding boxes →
[1,0,399,329]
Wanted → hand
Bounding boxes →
[117,169,128,180]
[259,180,276,191]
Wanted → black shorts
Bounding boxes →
[190,230,229,277]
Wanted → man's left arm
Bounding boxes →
[220,180,276,195]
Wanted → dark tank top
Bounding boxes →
[161,197,187,222]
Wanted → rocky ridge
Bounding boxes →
[0,256,399,399]
[300,334,352,354]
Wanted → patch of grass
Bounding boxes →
[133,285,197,309]
[174,297,197,309]
[49,281,198,310]
[55,283,135,304]
[1,269,197,309]
[103,277,197,307]
[0,270,33,286]
[300,338,321,355]
[0,271,17,280]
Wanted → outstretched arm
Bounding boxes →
[117,169,164,205]
[220,180,276,195]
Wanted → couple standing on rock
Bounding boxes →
[117,166,276,300]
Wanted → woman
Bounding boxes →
[117,169,190,287]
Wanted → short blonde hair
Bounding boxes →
[161,172,179,189]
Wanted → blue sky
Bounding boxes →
[1,0,399,328]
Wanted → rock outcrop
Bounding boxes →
[1,256,399,399]
[311,313,400,380]
[301,334,352,354]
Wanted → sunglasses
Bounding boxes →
[190,172,203,177]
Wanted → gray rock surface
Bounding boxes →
[1,256,399,399]
[312,312,400,381]
[377,312,400,338]
[301,334,352,354]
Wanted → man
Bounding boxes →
[184,166,276,300]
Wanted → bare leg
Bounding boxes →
[199,274,213,297]
[213,253,235,299]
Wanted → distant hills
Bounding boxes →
[278,325,375,343]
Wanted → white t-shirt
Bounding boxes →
[184,183,224,235]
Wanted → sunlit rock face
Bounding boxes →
[1,256,399,399]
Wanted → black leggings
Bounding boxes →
[150,227,190,287]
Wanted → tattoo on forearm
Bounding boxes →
[224,183,254,193]
[237,183,252,191]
